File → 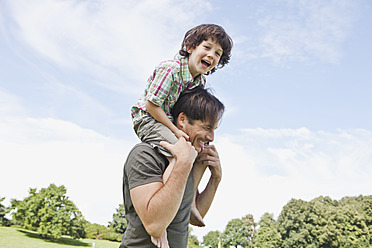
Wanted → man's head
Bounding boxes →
[179,24,233,75]
[171,86,225,152]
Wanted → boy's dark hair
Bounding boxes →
[179,24,233,75]
[171,86,225,126]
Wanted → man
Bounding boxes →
[120,86,224,247]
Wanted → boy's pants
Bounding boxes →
[134,116,178,157]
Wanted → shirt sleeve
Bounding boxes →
[146,64,177,107]
[125,145,165,190]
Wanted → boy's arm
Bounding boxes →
[193,145,222,218]
[145,100,189,140]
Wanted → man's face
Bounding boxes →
[181,116,218,153]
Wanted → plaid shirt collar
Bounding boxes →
[179,57,205,84]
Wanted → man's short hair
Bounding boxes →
[171,86,225,126]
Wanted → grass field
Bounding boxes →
[0,226,202,248]
[0,226,119,248]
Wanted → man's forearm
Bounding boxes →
[140,159,193,237]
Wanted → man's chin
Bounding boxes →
[194,146,202,153]
[193,142,202,153]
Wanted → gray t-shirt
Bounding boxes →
[120,143,194,248]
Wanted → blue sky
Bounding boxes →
[1,0,372,240]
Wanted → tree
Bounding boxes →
[277,198,313,248]
[254,213,282,248]
[85,222,122,242]
[222,218,252,247]
[11,184,86,239]
[109,203,127,234]
[276,196,372,248]
[203,230,221,248]
[188,227,200,246]
[242,214,257,244]
[0,197,11,226]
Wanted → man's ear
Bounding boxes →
[177,112,188,128]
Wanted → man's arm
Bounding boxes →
[193,145,222,218]
[130,138,197,238]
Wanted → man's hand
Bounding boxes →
[160,137,197,165]
[196,144,222,182]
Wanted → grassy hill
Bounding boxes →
[0,226,119,248]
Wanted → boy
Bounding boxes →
[131,24,232,247]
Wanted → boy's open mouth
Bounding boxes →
[201,60,211,67]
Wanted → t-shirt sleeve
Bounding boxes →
[125,145,165,190]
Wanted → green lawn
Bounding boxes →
[0,226,119,248]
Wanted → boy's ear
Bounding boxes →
[187,46,193,54]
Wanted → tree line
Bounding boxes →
[0,183,198,245]
[202,195,372,247]
[2,184,372,247]
[0,184,126,241]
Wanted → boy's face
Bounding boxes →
[187,37,223,78]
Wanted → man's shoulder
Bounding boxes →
[129,142,155,156]
[128,143,164,161]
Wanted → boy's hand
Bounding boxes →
[175,129,190,141]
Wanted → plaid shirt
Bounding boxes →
[131,57,206,123]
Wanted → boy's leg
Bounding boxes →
[189,163,208,227]
[134,116,178,158]
[151,230,169,248]
[163,157,175,182]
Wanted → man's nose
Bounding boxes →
[206,130,214,141]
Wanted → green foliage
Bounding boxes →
[85,222,122,242]
[108,203,127,234]
[221,215,256,248]
[277,195,372,248]
[254,213,282,248]
[218,195,372,247]
[188,226,200,246]
[202,230,221,248]
[188,233,200,246]
[11,184,86,240]
[0,197,11,226]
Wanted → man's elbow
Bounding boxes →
[145,222,166,238]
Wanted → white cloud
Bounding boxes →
[2,0,213,94]
[193,127,372,239]
[2,106,372,239]
[247,0,360,65]
[0,88,23,115]
[0,113,137,225]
